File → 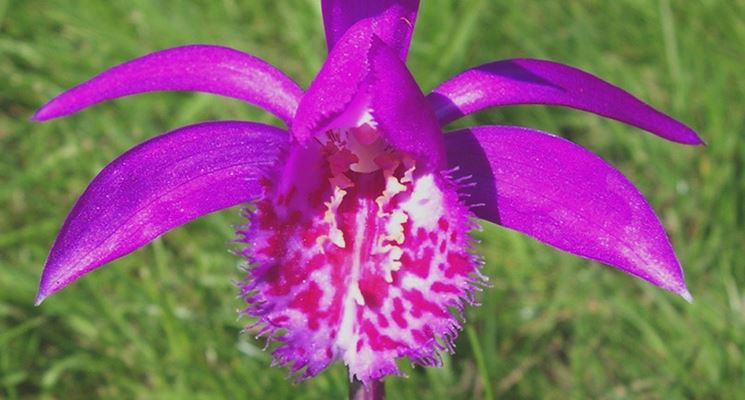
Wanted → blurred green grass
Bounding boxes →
[1,0,743,398]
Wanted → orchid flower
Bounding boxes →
[34,0,701,393]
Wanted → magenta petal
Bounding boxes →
[33,45,303,125]
[429,59,703,145]
[445,126,690,298]
[293,19,445,169]
[36,121,288,304]
[321,0,419,61]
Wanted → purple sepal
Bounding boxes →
[36,121,288,304]
[321,0,419,61]
[33,45,304,125]
[429,59,703,145]
[445,126,690,299]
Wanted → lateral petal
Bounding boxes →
[36,121,288,304]
[34,45,303,125]
[429,59,703,145]
[445,126,690,298]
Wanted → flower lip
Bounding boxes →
[242,121,481,383]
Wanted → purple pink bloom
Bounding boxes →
[34,0,700,385]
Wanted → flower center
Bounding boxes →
[239,120,480,383]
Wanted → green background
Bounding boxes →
[1,0,743,398]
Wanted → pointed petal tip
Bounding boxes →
[35,272,60,306]
[692,135,707,147]
[31,100,65,122]
[30,107,51,122]
[34,291,49,306]
[679,289,694,303]
[677,127,705,146]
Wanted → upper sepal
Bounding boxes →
[36,121,288,304]
[445,125,690,299]
[321,0,419,61]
